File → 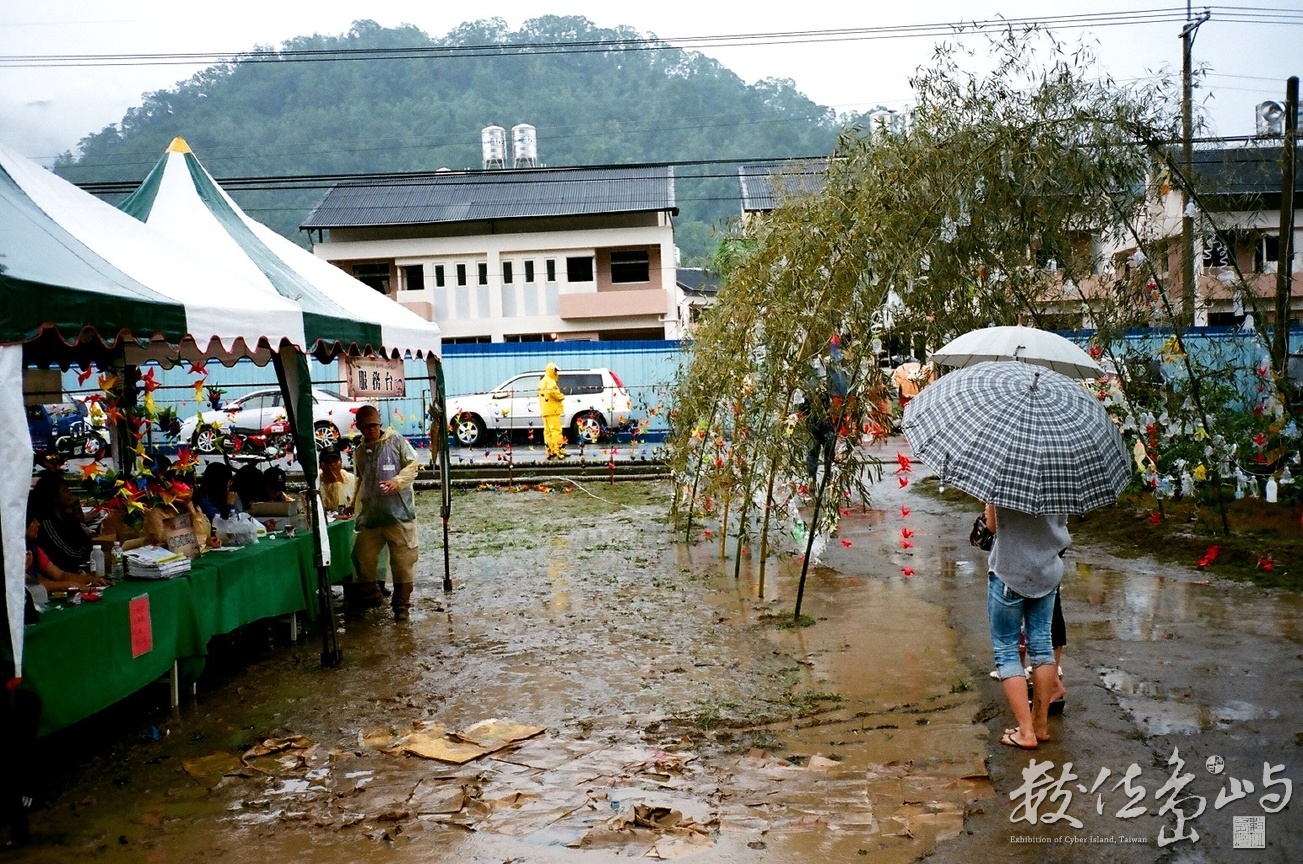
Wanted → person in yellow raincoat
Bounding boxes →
[537,363,566,459]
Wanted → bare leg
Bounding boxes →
[1030,663,1058,741]
[1000,676,1038,748]
[1050,647,1066,702]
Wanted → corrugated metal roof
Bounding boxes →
[302,165,676,229]
[738,160,827,212]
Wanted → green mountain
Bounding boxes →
[55,17,847,264]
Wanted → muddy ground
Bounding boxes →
[8,442,1302,863]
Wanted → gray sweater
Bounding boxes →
[988,507,1070,599]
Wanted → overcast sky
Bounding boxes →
[2,1,1299,165]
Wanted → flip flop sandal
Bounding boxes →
[1000,731,1038,751]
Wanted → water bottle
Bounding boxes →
[111,542,124,580]
[89,546,105,578]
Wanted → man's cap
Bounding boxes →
[356,405,381,427]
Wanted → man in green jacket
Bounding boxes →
[352,405,420,621]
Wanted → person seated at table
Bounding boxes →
[142,480,220,556]
[262,466,294,504]
[25,506,105,593]
[30,472,95,574]
[197,462,240,521]
[318,449,356,515]
[232,464,268,511]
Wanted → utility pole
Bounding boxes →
[1273,76,1298,376]
[1180,5,1211,326]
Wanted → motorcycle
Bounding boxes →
[201,419,296,461]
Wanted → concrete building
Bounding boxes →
[302,166,680,343]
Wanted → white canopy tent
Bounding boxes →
[118,138,451,609]
[3,138,448,683]
[1,144,305,681]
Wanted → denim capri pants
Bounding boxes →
[988,572,1057,681]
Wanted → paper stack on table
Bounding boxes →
[125,545,192,579]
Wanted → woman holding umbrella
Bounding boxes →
[983,503,1069,749]
[902,358,1129,752]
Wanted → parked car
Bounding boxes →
[27,401,109,461]
[178,387,373,455]
[446,368,635,448]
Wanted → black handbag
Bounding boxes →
[969,513,995,551]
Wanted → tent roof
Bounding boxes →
[121,139,441,360]
[0,145,306,365]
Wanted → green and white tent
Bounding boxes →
[118,139,452,637]
[120,138,441,361]
[1,144,307,680]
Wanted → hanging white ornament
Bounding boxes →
[1265,476,1278,503]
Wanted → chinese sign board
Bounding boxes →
[1007,748,1291,850]
[344,356,405,399]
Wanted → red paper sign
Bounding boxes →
[129,595,153,658]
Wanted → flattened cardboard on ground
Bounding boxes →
[244,735,313,759]
[182,752,246,782]
[455,718,545,750]
[403,732,489,764]
[402,718,545,764]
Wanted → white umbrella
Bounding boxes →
[930,325,1103,380]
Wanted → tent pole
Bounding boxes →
[273,348,341,668]
[428,356,453,593]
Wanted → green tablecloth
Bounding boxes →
[22,519,355,736]
[21,577,203,736]
[295,517,357,620]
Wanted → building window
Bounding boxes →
[443,335,492,344]
[434,265,445,287]
[566,256,594,283]
[456,264,467,286]
[1255,234,1280,272]
[351,263,390,294]
[546,259,557,282]
[504,333,549,343]
[1202,234,1232,268]
[478,262,489,285]
[610,249,650,283]
[502,261,514,284]
[524,260,535,283]
[401,264,424,292]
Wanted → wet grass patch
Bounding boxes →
[757,612,817,629]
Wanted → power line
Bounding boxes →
[10,7,1301,69]
[71,134,1284,196]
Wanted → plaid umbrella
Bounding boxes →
[901,361,1130,515]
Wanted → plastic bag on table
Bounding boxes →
[213,512,261,547]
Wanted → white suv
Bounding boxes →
[446,368,634,448]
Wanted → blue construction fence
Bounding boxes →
[1070,325,1302,412]
[57,340,686,449]
[53,328,1302,450]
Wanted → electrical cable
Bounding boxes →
[9,7,1302,69]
